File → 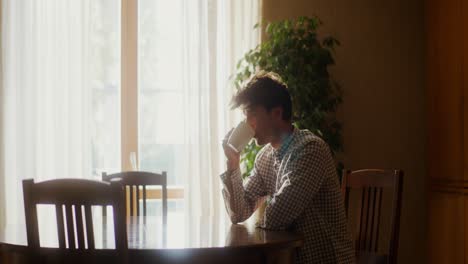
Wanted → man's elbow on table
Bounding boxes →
[229,215,240,224]
[228,212,250,224]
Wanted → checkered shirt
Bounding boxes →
[220,129,355,263]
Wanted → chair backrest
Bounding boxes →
[22,178,128,263]
[341,169,403,264]
[102,171,167,222]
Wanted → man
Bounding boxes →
[220,72,355,263]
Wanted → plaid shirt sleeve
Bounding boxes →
[220,151,268,224]
[260,141,326,230]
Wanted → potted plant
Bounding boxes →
[233,16,343,180]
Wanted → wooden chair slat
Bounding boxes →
[22,178,128,264]
[136,185,140,216]
[84,205,95,250]
[102,171,167,221]
[75,205,85,249]
[341,169,403,264]
[65,204,76,249]
[56,204,66,249]
[129,186,134,217]
[143,186,147,217]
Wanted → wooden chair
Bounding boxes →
[341,169,403,264]
[102,171,167,224]
[22,178,128,264]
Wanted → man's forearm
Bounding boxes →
[221,169,239,223]
[225,160,239,210]
[221,168,255,224]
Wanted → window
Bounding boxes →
[138,0,185,187]
[2,0,260,224]
[87,0,186,199]
[90,0,122,177]
[90,0,190,200]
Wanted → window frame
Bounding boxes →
[121,0,183,199]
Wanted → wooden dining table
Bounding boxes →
[0,209,303,264]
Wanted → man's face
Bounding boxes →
[244,105,277,146]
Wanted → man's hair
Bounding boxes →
[231,72,292,121]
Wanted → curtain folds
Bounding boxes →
[181,0,261,245]
[0,0,5,230]
[0,0,260,232]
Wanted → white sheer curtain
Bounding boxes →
[0,0,260,231]
[1,0,101,227]
[0,0,5,230]
[136,0,261,238]
[180,0,261,244]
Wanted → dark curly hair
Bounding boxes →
[231,72,292,121]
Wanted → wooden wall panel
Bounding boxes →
[427,0,467,261]
[428,191,464,264]
[465,88,468,181]
[465,195,468,264]
[264,0,427,262]
[427,0,464,182]
[464,0,468,182]
[465,94,468,181]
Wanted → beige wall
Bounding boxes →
[262,0,426,263]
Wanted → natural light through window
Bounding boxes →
[1,0,260,226]
[138,0,184,186]
[90,0,121,177]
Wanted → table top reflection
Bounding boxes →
[0,209,303,252]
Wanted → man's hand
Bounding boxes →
[222,129,241,172]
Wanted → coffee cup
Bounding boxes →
[227,120,255,153]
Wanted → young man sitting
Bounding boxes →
[220,72,355,263]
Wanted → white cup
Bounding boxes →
[227,120,255,153]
